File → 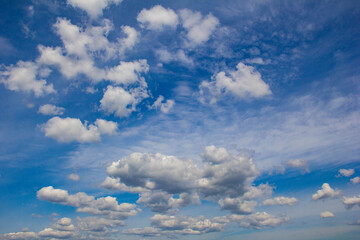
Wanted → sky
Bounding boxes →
[0,0,359,239]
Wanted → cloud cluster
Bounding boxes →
[151,95,175,114]
[2,218,76,240]
[123,212,288,237]
[137,5,179,31]
[338,168,354,177]
[42,117,117,143]
[105,145,257,200]
[342,195,360,209]
[0,61,55,97]
[199,62,271,104]
[37,186,139,219]
[312,183,342,200]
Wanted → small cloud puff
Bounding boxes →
[38,104,65,116]
[320,211,335,218]
[312,183,342,200]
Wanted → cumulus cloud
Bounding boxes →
[229,212,289,229]
[67,0,123,18]
[103,146,261,214]
[312,183,342,200]
[124,214,227,236]
[320,211,335,218]
[41,117,118,143]
[118,26,139,54]
[179,9,219,45]
[67,173,80,181]
[151,95,175,114]
[37,186,139,219]
[38,104,65,116]
[350,176,360,184]
[105,59,149,85]
[285,159,309,172]
[0,61,55,97]
[100,86,148,118]
[263,196,298,206]
[137,5,179,30]
[3,231,37,240]
[342,195,360,209]
[338,168,355,177]
[199,62,271,104]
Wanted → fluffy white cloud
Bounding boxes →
[100,86,148,118]
[338,168,355,177]
[38,228,75,239]
[151,95,175,114]
[320,211,335,218]
[229,212,289,229]
[263,197,298,206]
[312,183,342,200]
[41,117,118,143]
[67,0,123,18]
[137,5,179,30]
[38,104,65,116]
[350,176,360,184]
[37,186,139,219]
[342,195,360,209]
[118,26,139,54]
[105,59,149,85]
[199,62,271,104]
[3,231,37,240]
[179,9,219,45]
[285,159,309,172]
[67,173,80,181]
[0,61,55,97]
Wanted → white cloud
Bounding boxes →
[3,231,37,240]
[151,95,175,114]
[0,61,55,97]
[119,26,139,54]
[37,186,139,219]
[263,196,298,206]
[105,59,149,85]
[124,214,227,236]
[100,86,147,118]
[41,117,118,143]
[199,62,271,104]
[350,176,360,184]
[179,9,219,45]
[342,195,360,209]
[67,173,80,181]
[38,104,65,116]
[137,5,179,31]
[285,159,309,172]
[38,228,75,239]
[320,211,335,218]
[104,146,260,214]
[155,49,194,67]
[77,216,124,233]
[312,183,342,200]
[229,212,289,229]
[67,0,123,18]
[338,168,354,177]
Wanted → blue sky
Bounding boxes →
[0,0,359,239]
